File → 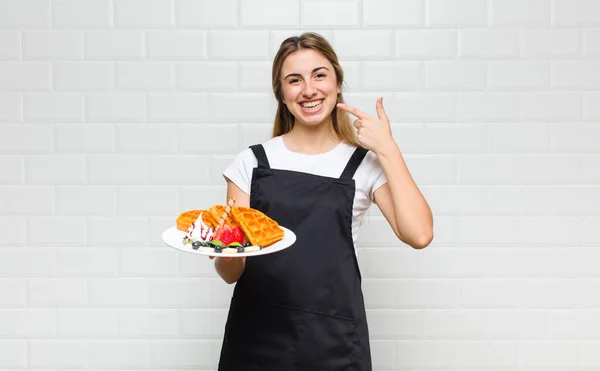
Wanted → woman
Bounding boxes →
[215,32,433,370]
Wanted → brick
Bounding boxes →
[582,217,600,247]
[149,340,215,368]
[148,93,209,123]
[56,248,119,277]
[239,124,273,148]
[23,31,82,60]
[362,62,423,91]
[178,186,225,211]
[88,279,149,307]
[87,217,148,247]
[392,93,456,122]
[88,340,150,368]
[333,30,394,59]
[24,93,84,123]
[57,309,118,338]
[54,62,113,91]
[520,92,583,122]
[147,31,206,60]
[209,93,273,123]
[518,155,581,185]
[487,310,549,339]
[0,156,24,185]
[457,92,519,122]
[487,248,548,278]
[519,341,579,368]
[370,340,395,369]
[85,30,144,60]
[0,249,55,277]
[552,60,600,90]
[423,123,488,154]
[490,0,550,25]
[118,309,179,338]
[28,278,87,307]
[0,93,21,123]
[55,124,114,154]
[427,0,487,27]
[87,155,148,185]
[396,29,456,58]
[25,155,86,185]
[177,62,237,91]
[490,123,551,153]
[121,248,178,277]
[551,186,600,215]
[178,125,240,155]
[52,0,112,28]
[116,124,177,154]
[549,248,600,278]
[303,0,358,27]
[0,341,26,368]
[180,309,229,338]
[488,61,549,90]
[55,186,116,215]
[208,31,270,60]
[552,123,600,153]
[242,0,299,27]
[149,279,212,308]
[176,0,236,27]
[404,155,457,185]
[115,0,173,28]
[0,31,21,60]
[0,62,51,91]
[86,93,146,123]
[239,62,271,92]
[553,0,600,26]
[149,155,211,185]
[458,155,519,185]
[459,30,519,58]
[0,217,25,247]
[425,61,487,90]
[0,186,54,215]
[0,279,27,308]
[421,185,489,214]
[27,217,86,247]
[116,62,173,90]
[521,29,582,58]
[0,0,50,28]
[0,309,55,337]
[458,342,517,368]
[488,186,553,215]
[208,155,236,185]
[368,309,425,339]
[423,310,488,339]
[394,341,459,369]
[116,186,179,215]
[363,0,423,27]
[28,341,87,368]
[583,342,600,368]
[584,28,600,57]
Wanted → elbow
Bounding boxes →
[410,231,433,250]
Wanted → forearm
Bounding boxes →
[215,257,245,284]
[377,141,433,248]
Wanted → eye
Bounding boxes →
[315,73,326,79]
[289,78,300,84]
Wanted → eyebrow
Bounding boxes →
[284,66,330,80]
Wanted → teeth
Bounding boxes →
[301,100,323,108]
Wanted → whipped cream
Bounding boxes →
[185,211,214,243]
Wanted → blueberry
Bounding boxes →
[213,246,222,253]
[237,246,245,253]
[243,242,251,247]
[192,241,201,250]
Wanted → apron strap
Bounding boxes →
[249,144,271,169]
[340,147,368,180]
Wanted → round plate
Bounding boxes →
[161,225,296,257]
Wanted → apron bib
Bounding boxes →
[218,144,372,371]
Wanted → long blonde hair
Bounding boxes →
[271,32,359,146]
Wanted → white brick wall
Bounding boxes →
[0,0,599,369]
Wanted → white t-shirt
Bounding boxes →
[222,136,388,249]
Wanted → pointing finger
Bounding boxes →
[337,103,369,120]
[376,97,388,121]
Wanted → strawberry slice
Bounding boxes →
[231,226,244,244]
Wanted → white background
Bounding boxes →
[1,0,600,369]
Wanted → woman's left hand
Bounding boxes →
[337,97,395,154]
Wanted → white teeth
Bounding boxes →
[301,100,323,108]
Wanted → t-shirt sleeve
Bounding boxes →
[222,148,257,195]
[366,151,387,201]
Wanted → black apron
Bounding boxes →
[218,144,372,371]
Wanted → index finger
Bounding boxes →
[336,103,370,120]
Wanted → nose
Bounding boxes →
[302,81,316,98]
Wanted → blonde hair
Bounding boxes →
[271,32,359,146]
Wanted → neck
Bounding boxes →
[284,117,341,155]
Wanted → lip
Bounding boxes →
[298,99,325,115]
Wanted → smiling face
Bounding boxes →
[280,49,341,128]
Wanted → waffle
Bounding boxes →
[176,210,201,232]
[209,205,238,228]
[231,206,284,247]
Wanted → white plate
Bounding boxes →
[161,225,296,257]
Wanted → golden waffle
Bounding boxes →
[176,210,201,232]
[231,206,284,247]
[209,205,238,229]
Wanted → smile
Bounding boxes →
[300,99,324,108]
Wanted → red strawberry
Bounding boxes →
[231,226,244,244]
